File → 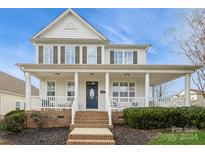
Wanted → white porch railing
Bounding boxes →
[31,96,75,110]
[109,97,186,110]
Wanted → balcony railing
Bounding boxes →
[109,97,186,110]
[31,96,75,110]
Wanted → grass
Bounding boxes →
[149,130,205,145]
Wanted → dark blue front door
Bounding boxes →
[86,82,98,109]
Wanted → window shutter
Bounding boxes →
[110,51,114,64]
[75,46,80,64]
[61,46,65,64]
[97,46,102,64]
[133,51,138,64]
[82,46,87,64]
[53,46,58,64]
[38,46,43,64]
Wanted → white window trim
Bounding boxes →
[66,80,75,97]
[111,81,136,98]
[43,45,53,64]
[46,80,56,97]
[65,45,75,64]
[87,46,97,64]
[114,50,133,64]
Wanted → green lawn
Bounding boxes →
[149,131,205,145]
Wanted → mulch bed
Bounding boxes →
[111,125,163,145]
[0,128,69,145]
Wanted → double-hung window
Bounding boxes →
[87,47,97,64]
[124,51,133,64]
[114,51,133,64]
[47,81,55,97]
[67,81,75,97]
[65,46,75,64]
[114,51,123,64]
[112,82,135,97]
[43,46,53,64]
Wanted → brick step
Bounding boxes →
[75,112,108,116]
[74,120,109,124]
[70,124,112,129]
[68,134,113,140]
[67,139,115,145]
[74,117,109,121]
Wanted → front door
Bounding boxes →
[86,82,98,109]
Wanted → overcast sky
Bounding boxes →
[0,8,193,95]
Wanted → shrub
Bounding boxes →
[4,110,26,132]
[123,107,205,130]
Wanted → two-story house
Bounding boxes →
[17,9,199,127]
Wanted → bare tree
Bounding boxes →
[154,82,174,98]
[174,9,205,99]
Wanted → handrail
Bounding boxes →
[71,98,76,125]
[106,97,112,125]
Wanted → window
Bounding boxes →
[43,46,53,64]
[66,46,75,64]
[112,82,135,97]
[112,82,119,97]
[67,81,75,96]
[114,51,133,64]
[114,51,123,64]
[120,82,128,97]
[16,102,20,110]
[47,81,55,96]
[87,47,97,64]
[124,51,133,64]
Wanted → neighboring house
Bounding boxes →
[0,71,39,119]
[177,89,205,107]
[17,9,200,127]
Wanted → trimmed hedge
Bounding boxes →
[4,110,26,132]
[123,107,205,129]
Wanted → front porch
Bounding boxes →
[17,64,198,126]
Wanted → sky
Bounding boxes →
[0,8,194,95]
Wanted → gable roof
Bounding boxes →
[32,8,108,41]
[0,71,39,96]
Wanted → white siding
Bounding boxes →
[0,92,25,116]
[39,13,102,39]
[39,74,145,111]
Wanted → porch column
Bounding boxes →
[74,72,79,110]
[145,73,150,107]
[185,73,191,106]
[105,72,109,101]
[25,72,31,110]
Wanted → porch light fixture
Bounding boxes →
[124,73,130,77]
[90,73,94,77]
[55,73,60,76]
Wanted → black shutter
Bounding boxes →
[110,51,114,64]
[97,46,102,64]
[38,46,43,64]
[75,46,80,64]
[133,51,138,64]
[82,46,87,64]
[53,46,58,64]
[61,46,65,64]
